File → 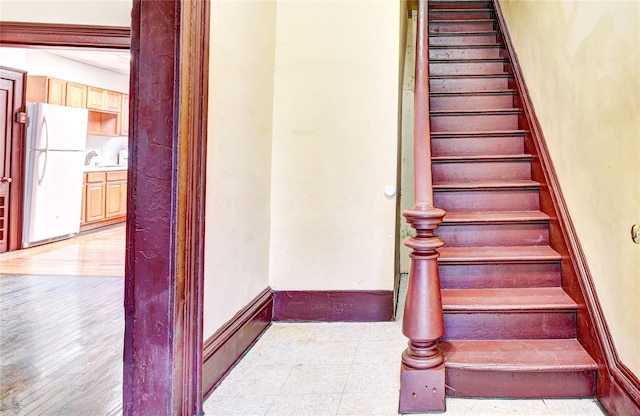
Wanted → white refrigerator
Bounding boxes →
[23,102,88,248]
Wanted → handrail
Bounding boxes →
[399,0,447,413]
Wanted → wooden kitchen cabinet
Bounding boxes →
[81,170,127,231]
[105,171,127,218]
[87,86,120,113]
[66,82,87,108]
[120,94,129,136]
[84,172,106,223]
[26,76,67,105]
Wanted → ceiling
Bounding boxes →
[46,48,130,75]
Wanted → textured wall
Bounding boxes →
[269,0,402,291]
[499,0,640,377]
[203,0,277,335]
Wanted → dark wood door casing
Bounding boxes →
[0,67,26,252]
[0,7,209,415]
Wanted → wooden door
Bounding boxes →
[86,86,104,110]
[0,78,11,252]
[0,68,26,253]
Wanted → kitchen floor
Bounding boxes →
[0,226,607,415]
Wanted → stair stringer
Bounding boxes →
[493,1,640,414]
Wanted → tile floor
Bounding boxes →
[203,321,606,416]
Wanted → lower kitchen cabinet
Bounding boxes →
[81,170,127,230]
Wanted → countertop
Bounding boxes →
[84,165,128,172]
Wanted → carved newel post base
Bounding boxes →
[399,205,446,413]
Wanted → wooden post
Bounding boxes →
[399,0,447,412]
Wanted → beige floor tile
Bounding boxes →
[543,398,606,415]
[353,340,406,364]
[360,321,404,341]
[280,364,351,395]
[344,362,399,393]
[298,341,359,365]
[260,323,315,344]
[266,393,342,416]
[214,364,291,396]
[309,322,365,343]
[203,394,275,416]
[443,398,550,416]
[337,391,400,416]
[239,338,307,367]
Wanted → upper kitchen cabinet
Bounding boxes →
[87,86,121,113]
[120,94,129,136]
[26,76,67,106]
[66,82,88,108]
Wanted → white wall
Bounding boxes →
[0,0,131,26]
[499,0,640,377]
[269,0,402,291]
[202,0,277,336]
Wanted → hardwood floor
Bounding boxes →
[0,225,125,276]
[0,225,125,415]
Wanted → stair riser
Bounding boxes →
[429,2,492,10]
[433,160,530,182]
[430,61,506,75]
[445,369,596,398]
[430,77,511,92]
[432,136,525,156]
[443,312,577,339]
[430,22,495,32]
[439,263,561,289]
[430,34,498,46]
[429,11,493,21]
[431,113,519,132]
[437,223,549,247]
[434,190,540,211]
[430,94,514,111]
[430,47,504,60]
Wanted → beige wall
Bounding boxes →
[0,0,131,26]
[499,0,640,377]
[202,0,277,336]
[268,0,402,291]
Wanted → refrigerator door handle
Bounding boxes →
[37,115,50,185]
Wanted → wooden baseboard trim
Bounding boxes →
[493,1,640,413]
[202,287,272,399]
[272,290,394,322]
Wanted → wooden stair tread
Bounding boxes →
[434,180,539,189]
[433,154,531,162]
[442,210,549,224]
[430,44,504,49]
[430,73,512,79]
[431,90,515,96]
[438,245,560,262]
[441,339,598,371]
[441,287,576,311]
[431,108,522,115]
[431,130,525,138]
[429,19,495,23]
[429,31,497,37]
[430,57,508,63]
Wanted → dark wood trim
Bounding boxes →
[273,290,395,322]
[493,2,640,414]
[202,288,273,399]
[123,1,209,415]
[0,22,130,49]
[0,66,26,252]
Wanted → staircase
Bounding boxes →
[426,0,598,398]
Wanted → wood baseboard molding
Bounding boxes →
[202,287,272,398]
[493,1,640,413]
[272,290,394,322]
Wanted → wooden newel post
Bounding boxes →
[399,0,447,412]
[399,206,446,413]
